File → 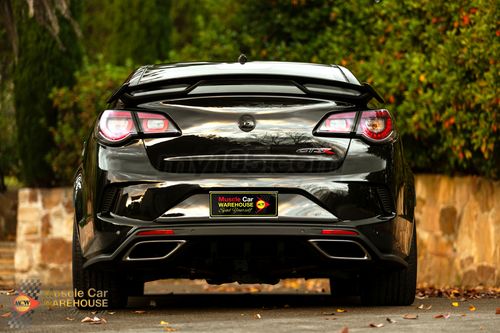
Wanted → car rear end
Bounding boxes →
[73,62,416,307]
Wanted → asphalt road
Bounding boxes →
[1,285,499,332]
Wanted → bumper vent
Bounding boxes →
[100,187,118,213]
[376,187,395,214]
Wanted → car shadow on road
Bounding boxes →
[128,293,361,309]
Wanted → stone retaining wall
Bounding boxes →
[15,188,73,286]
[14,175,500,288]
[415,175,499,287]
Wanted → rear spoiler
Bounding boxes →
[107,74,384,106]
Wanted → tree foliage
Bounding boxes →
[50,58,131,182]
[82,0,171,65]
[13,0,82,186]
[172,0,499,178]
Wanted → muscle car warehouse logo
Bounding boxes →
[6,279,109,328]
[210,192,277,217]
[42,288,109,308]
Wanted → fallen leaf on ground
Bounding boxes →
[107,311,115,315]
[415,293,428,300]
[468,305,476,311]
[1,312,12,318]
[386,317,396,323]
[254,313,262,319]
[369,323,384,328]
[81,316,106,324]
[163,327,176,332]
[434,313,451,319]
[322,312,336,316]
[160,321,169,325]
[416,286,500,300]
[91,317,107,325]
[496,307,500,315]
[417,304,432,310]
[336,308,347,313]
[339,327,349,333]
[402,313,418,319]
[134,310,146,314]
[451,302,459,307]
[5,289,15,295]
[65,317,75,321]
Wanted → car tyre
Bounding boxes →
[360,225,417,306]
[72,221,128,309]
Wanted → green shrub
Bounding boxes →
[82,0,171,65]
[49,58,131,183]
[174,0,498,178]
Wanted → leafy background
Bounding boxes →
[0,0,498,187]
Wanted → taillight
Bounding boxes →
[356,109,393,141]
[98,110,180,143]
[317,112,356,133]
[316,109,393,142]
[137,112,173,134]
[99,110,136,142]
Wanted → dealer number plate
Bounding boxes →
[209,192,278,217]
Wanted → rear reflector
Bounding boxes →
[137,229,175,236]
[321,229,359,236]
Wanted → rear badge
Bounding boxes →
[210,192,277,217]
[238,114,256,132]
[296,148,336,155]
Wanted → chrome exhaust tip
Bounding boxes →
[123,240,186,261]
[308,239,370,260]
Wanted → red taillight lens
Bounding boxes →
[357,109,393,141]
[317,112,356,133]
[137,112,173,133]
[99,110,136,142]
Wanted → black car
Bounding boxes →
[72,60,416,308]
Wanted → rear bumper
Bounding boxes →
[81,214,410,282]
